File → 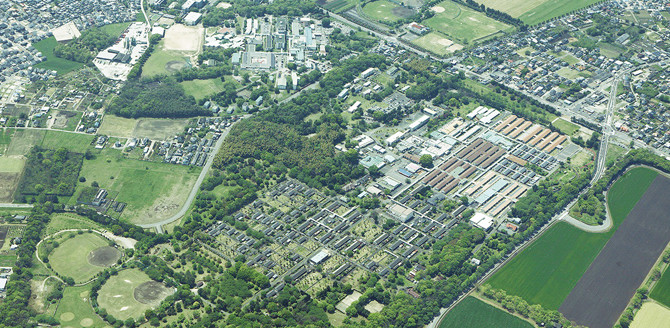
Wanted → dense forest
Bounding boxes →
[15,147,83,202]
[214,54,385,191]
[107,76,210,118]
[53,28,117,63]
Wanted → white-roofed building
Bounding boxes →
[52,22,81,42]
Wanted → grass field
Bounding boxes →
[98,116,189,139]
[41,130,94,153]
[0,129,12,155]
[362,1,404,22]
[599,42,626,59]
[55,285,106,328]
[411,32,463,56]
[0,156,25,173]
[32,37,84,75]
[142,40,191,77]
[488,167,658,309]
[97,115,137,137]
[650,266,670,308]
[74,149,199,225]
[518,0,602,25]
[552,118,579,135]
[180,78,226,100]
[100,22,131,38]
[49,232,112,283]
[439,297,533,328]
[423,1,511,44]
[45,213,102,236]
[631,301,670,328]
[97,269,170,321]
[5,129,45,156]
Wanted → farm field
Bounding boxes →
[362,1,413,22]
[650,266,670,308]
[98,116,189,139]
[411,32,463,56]
[40,130,94,153]
[5,129,45,156]
[74,149,199,225]
[32,37,84,75]
[423,1,511,44]
[180,78,226,100]
[55,285,107,328]
[319,0,358,13]
[97,269,171,321]
[488,167,659,310]
[631,301,670,328]
[519,0,602,25]
[560,173,670,328]
[439,296,533,328]
[0,156,24,202]
[48,232,118,283]
[142,40,192,77]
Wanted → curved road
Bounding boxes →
[137,122,237,233]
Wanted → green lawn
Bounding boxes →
[180,78,226,100]
[362,1,403,22]
[55,285,106,328]
[75,149,200,225]
[423,1,511,44]
[439,297,533,328]
[32,37,84,75]
[552,118,579,136]
[142,40,191,77]
[98,115,137,137]
[100,22,131,38]
[651,266,670,308]
[97,269,167,321]
[519,0,602,25]
[45,213,103,236]
[0,156,25,173]
[488,167,659,309]
[49,232,111,283]
[40,130,94,153]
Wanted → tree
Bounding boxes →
[419,154,433,168]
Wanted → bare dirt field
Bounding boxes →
[164,24,203,52]
[134,281,170,304]
[0,172,20,202]
[88,246,121,267]
[559,175,670,328]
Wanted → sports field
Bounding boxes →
[180,78,226,100]
[439,297,533,328]
[142,40,192,78]
[74,149,199,225]
[362,1,414,23]
[32,37,84,75]
[55,286,107,328]
[97,269,171,321]
[423,1,511,44]
[412,32,463,56]
[631,301,670,328]
[488,167,658,310]
[49,232,119,283]
[651,266,670,308]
